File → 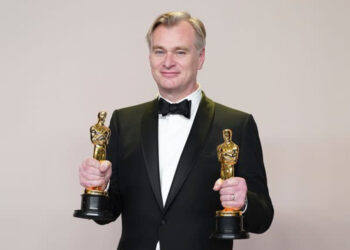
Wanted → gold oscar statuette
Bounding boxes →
[212,129,249,239]
[74,111,114,220]
[86,111,110,195]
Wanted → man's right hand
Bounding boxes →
[79,158,112,190]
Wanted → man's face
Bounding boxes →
[149,21,205,101]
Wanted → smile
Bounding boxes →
[161,72,180,78]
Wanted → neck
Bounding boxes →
[159,83,199,102]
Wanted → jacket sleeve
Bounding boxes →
[237,115,274,233]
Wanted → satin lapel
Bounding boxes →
[141,99,163,211]
[164,94,215,211]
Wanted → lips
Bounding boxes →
[161,71,180,77]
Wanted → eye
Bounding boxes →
[176,50,186,56]
[153,49,165,55]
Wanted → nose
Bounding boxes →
[163,53,175,69]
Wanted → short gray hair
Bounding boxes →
[146,11,206,51]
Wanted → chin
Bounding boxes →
[157,81,180,91]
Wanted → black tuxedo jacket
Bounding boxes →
[98,94,273,250]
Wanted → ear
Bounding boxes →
[197,48,205,70]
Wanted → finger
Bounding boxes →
[100,160,112,173]
[221,190,246,205]
[220,194,237,202]
[213,178,223,191]
[221,177,239,187]
[222,200,245,210]
[104,169,112,182]
[80,164,104,177]
[79,173,105,188]
[83,158,101,169]
[80,169,105,181]
[219,186,239,195]
[220,188,247,204]
[84,179,106,188]
[80,175,103,188]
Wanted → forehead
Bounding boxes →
[151,21,196,48]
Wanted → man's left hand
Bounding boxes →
[213,177,247,209]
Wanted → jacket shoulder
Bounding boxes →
[110,99,156,120]
[213,101,251,122]
[117,99,156,114]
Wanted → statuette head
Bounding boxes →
[222,129,232,142]
[98,111,107,124]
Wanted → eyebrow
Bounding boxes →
[151,46,190,52]
[174,47,190,51]
[152,45,164,50]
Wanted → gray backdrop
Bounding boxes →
[0,0,349,249]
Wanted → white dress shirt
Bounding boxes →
[155,88,202,250]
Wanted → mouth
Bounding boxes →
[160,71,180,78]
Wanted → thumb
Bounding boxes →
[213,178,223,191]
[100,160,111,173]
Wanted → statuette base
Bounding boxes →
[73,193,114,221]
[211,213,249,240]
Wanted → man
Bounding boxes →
[79,11,273,250]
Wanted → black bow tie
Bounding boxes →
[158,98,192,119]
